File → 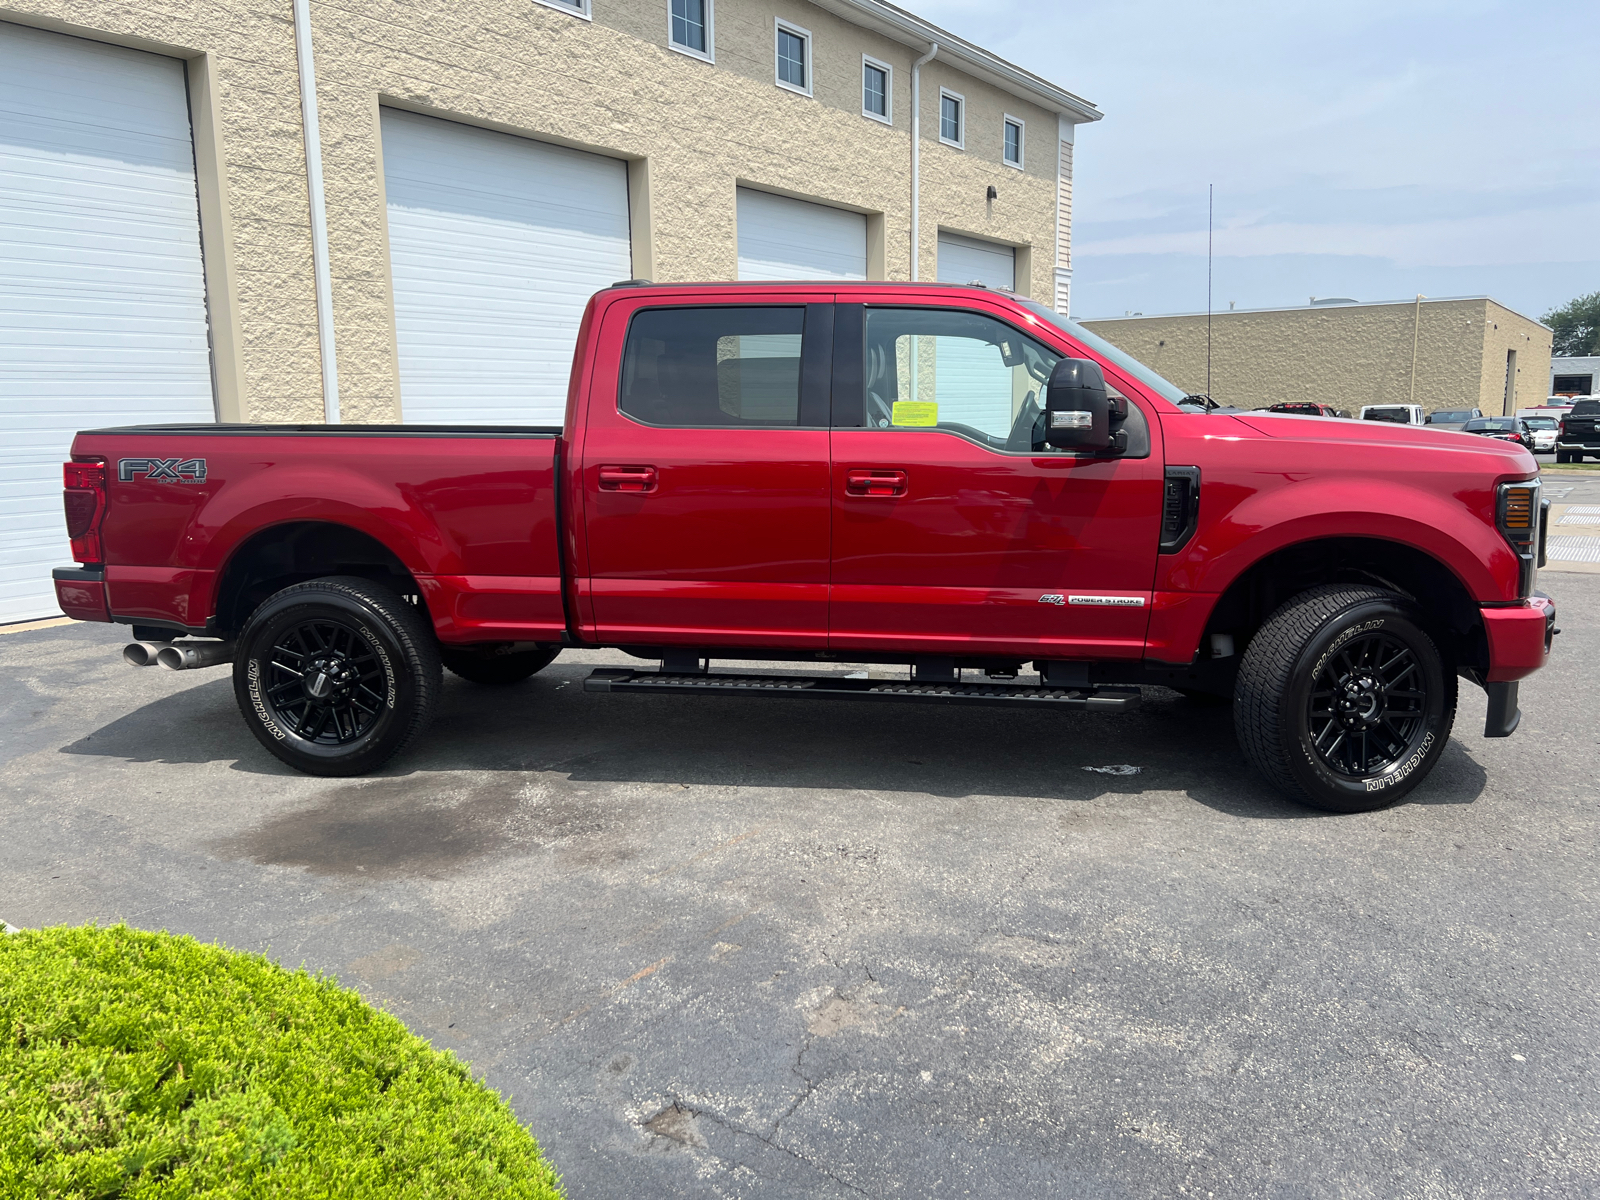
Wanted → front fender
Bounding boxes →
[1161,479,1515,602]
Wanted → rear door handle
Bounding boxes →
[598,465,658,493]
[845,469,908,497]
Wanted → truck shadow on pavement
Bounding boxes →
[61,664,1488,830]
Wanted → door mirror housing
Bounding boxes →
[1045,358,1126,452]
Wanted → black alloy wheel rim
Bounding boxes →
[265,618,387,745]
[1307,632,1428,777]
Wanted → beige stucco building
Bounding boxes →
[0,0,1098,426]
[1083,297,1553,418]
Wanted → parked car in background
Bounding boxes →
[1461,417,1533,450]
[1425,408,1482,431]
[1519,416,1558,453]
[1360,404,1425,425]
[1262,402,1343,417]
[1557,399,1600,463]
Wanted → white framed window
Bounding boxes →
[1002,115,1024,168]
[668,0,713,61]
[939,88,964,148]
[862,54,892,124]
[775,19,811,96]
[532,0,591,19]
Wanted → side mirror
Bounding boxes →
[1045,358,1126,452]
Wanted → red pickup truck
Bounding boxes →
[53,282,1554,812]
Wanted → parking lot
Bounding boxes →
[2,565,1596,1197]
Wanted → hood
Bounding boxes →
[1226,411,1536,468]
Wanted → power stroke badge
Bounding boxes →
[119,458,207,484]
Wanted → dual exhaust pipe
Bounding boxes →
[124,639,236,671]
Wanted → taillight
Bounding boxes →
[1497,480,1541,597]
[63,459,107,564]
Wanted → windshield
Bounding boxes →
[1018,300,1189,404]
[1465,419,1514,431]
[1429,411,1473,422]
[1523,417,1556,429]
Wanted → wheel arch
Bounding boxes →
[213,521,427,635]
[1198,536,1486,686]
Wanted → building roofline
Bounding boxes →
[1083,295,1549,327]
[810,0,1103,123]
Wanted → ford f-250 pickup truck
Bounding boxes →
[52,282,1555,812]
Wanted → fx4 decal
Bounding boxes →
[119,458,207,484]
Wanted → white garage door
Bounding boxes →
[937,231,1016,291]
[382,109,632,426]
[0,23,215,624]
[736,188,867,281]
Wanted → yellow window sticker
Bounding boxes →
[891,400,938,427]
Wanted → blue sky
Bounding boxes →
[915,0,1600,323]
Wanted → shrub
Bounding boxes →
[0,924,563,1198]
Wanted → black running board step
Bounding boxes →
[584,669,1140,711]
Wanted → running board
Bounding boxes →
[584,669,1140,711]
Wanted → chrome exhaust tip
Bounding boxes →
[123,641,169,667]
[156,640,237,671]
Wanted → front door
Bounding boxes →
[829,301,1164,661]
[580,299,833,648]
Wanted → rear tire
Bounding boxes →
[233,576,440,777]
[441,645,559,685]
[1233,585,1455,813]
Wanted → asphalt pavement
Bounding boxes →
[2,578,1596,1199]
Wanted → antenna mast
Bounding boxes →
[1206,183,1213,400]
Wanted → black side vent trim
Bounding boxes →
[1160,466,1201,554]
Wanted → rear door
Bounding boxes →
[577,295,834,648]
[828,297,1165,661]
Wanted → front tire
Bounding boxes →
[1233,585,1455,813]
[233,576,441,777]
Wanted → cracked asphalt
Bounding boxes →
[2,573,1597,1198]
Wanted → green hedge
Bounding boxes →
[0,924,563,1198]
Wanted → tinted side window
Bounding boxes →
[860,307,1060,450]
[620,307,805,427]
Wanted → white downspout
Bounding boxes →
[293,0,340,423]
[910,42,937,281]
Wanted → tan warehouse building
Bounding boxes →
[1083,297,1552,418]
[0,0,1099,621]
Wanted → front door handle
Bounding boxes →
[845,469,908,497]
[598,465,658,493]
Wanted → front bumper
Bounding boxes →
[1479,592,1555,737]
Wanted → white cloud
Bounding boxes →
[1078,202,1600,268]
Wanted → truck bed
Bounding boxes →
[68,424,565,640]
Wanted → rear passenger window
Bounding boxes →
[620,307,805,427]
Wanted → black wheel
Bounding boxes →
[441,644,559,685]
[233,576,440,777]
[1556,451,1573,464]
[1234,585,1456,813]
